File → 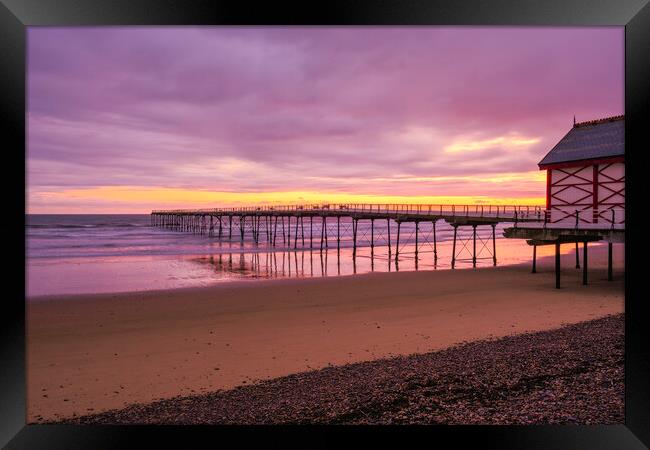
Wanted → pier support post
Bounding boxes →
[395,221,401,263]
[281,217,286,245]
[240,216,245,245]
[320,216,325,251]
[294,216,299,249]
[492,223,497,266]
[532,244,537,273]
[555,241,561,289]
[433,220,438,263]
[472,224,477,268]
[583,241,588,285]
[337,216,341,250]
[352,219,358,257]
[324,217,328,248]
[451,225,457,269]
[273,216,278,247]
[310,216,313,249]
[301,217,305,247]
[287,216,291,247]
[414,221,419,260]
[387,219,391,256]
[218,216,223,239]
[371,219,374,255]
[575,242,580,269]
[229,216,232,239]
[608,242,613,281]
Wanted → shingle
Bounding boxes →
[538,116,624,167]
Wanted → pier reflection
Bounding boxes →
[195,244,460,281]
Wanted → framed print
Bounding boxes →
[2,0,649,448]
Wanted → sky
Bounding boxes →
[27,27,624,213]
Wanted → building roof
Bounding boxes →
[538,115,624,168]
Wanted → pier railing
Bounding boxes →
[152,204,625,229]
[152,203,547,220]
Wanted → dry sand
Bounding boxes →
[27,243,624,422]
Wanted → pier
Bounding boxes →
[151,203,624,288]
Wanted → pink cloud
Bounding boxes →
[27,26,623,210]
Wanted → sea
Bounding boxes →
[26,214,563,297]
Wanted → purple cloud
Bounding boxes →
[27,26,623,211]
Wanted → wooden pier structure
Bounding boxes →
[151,203,624,287]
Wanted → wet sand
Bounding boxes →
[27,243,624,422]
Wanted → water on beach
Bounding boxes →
[27,214,590,297]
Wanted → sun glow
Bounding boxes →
[28,186,545,214]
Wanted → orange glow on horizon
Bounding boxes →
[28,185,546,214]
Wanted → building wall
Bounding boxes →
[547,161,624,224]
[596,162,625,223]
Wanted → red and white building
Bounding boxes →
[539,115,625,225]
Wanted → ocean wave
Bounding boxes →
[27,223,148,229]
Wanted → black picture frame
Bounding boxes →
[2,0,649,448]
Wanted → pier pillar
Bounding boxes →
[414,221,419,260]
[229,216,232,239]
[301,217,305,247]
[472,224,477,268]
[320,216,325,251]
[310,216,313,249]
[583,241,588,285]
[451,224,457,269]
[433,220,438,263]
[287,216,291,247]
[395,221,401,263]
[324,217,328,248]
[555,241,561,289]
[273,216,278,247]
[352,219,358,257]
[532,245,537,273]
[240,216,245,245]
[337,216,341,250]
[371,219,374,255]
[608,242,613,281]
[281,217,286,245]
[492,223,497,266]
[294,216,299,249]
[387,219,391,256]
[575,242,580,269]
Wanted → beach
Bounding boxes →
[62,314,624,425]
[27,242,624,423]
